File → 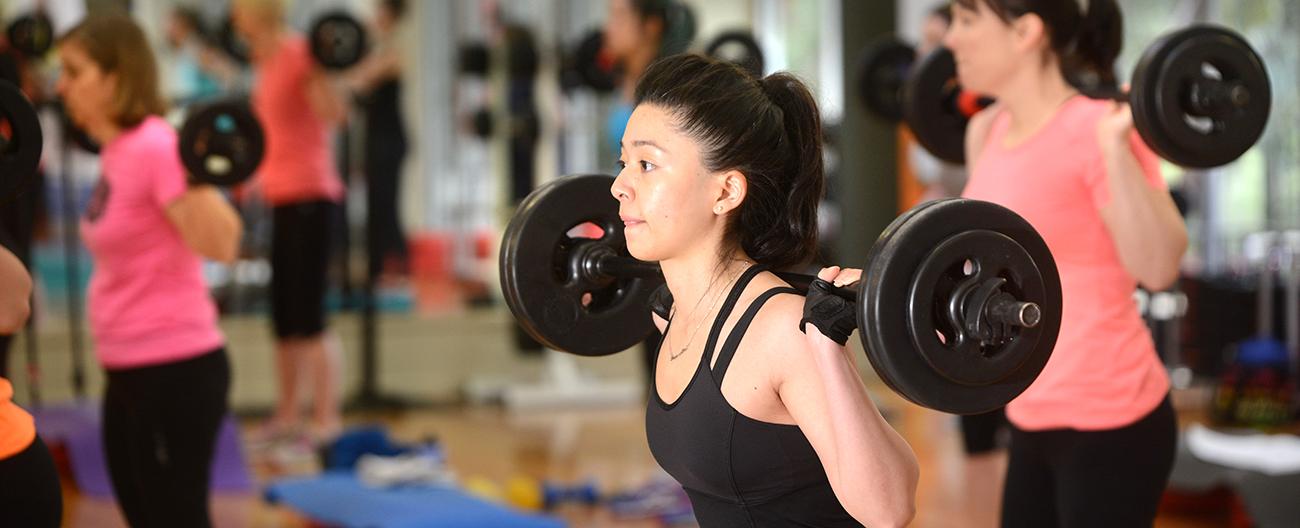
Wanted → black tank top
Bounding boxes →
[646,265,860,527]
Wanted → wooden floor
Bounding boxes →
[8,308,1230,527]
[55,400,1229,528]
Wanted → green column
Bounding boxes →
[837,1,898,265]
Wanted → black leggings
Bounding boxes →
[961,406,1008,455]
[1001,396,1177,528]
[364,138,408,276]
[103,348,230,528]
[0,435,62,527]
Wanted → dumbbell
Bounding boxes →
[0,79,43,201]
[859,25,1270,168]
[499,174,1063,415]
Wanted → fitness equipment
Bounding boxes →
[857,25,1270,167]
[0,80,43,201]
[221,10,369,71]
[177,98,265,187]
[5,11,54,57]
[498,174,1062,415]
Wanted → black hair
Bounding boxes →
[954,0,1122,90]
[634,54,823,271]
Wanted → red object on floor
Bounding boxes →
[409,232,453,279]
[1159,486,1254,527]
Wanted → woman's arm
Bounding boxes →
[772,268,919,527]
[166,186,243,263]
[345,47,401,95]
[0,247,32,334]
[1096,102,1188,290]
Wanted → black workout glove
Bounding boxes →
[799,278,858,346]
[649,284,673,321]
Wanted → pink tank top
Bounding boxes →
[962,96,1170,431]
[251,35,344,206]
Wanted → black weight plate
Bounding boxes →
[219,17,250,65]
[178,98,265,187]
[856,36,915,122]
[903,47,970,165]
[309,11,369,71]
[1130,25,1270,169]
[851,198,943,399]
[705,31,764,78]
[907,229,1044,387]
[499,174,663,356]
[859,199,1061,415]
[6,12,53,57]
[0,80,43,201]
[573,30,616,94]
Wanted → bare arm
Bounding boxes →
[165,186,243,263]
[771,269,919,527]
[1096,103,1187,290]
[346,47,401,95]
[0,247,32,334]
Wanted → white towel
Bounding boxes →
[1185,424,1300,476]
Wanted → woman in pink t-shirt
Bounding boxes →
[57,14,242,527]
[946,0,1186,525]
[232,0,348,443]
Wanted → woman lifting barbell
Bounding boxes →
[611,53,918,527]
[947,0,1183,525]
[56,13,242,527]
[230,0,349,446]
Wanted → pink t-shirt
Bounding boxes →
[962,96,1170,431]
[82,116,225,369]
[250,35,344,206]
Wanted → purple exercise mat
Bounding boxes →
[31,401,252,497]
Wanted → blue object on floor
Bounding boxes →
[264,472,566,528]
[324,424,439,471]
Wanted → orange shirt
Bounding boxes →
[250,35,344,206]
[962,96,1170,431]
[0,378,36,459]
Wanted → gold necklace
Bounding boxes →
[668,266,744,361]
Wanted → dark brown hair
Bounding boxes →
[635,54,823,271]
[955,0,1122,89]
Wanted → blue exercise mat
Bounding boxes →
[264,472,567,528]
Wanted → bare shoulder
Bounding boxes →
[967,103,1001,136]
[744,290,817,369]
[965,103,1001,165]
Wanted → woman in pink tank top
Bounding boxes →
[57,14,242,527]
[946,0,1186,526]
[232,0,348,445]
